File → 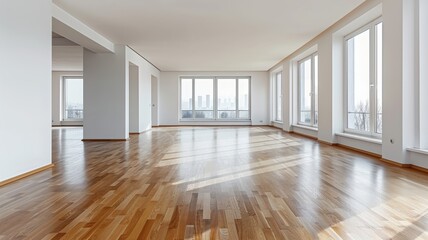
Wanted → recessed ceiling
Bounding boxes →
[53,0,365,71]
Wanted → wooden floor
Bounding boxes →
[1,127,428,239]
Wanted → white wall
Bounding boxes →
[159,71,269,126]
[126,48,161,132]
[52,71,83,126]
[268,0,428,168]
[52,46,83,71]
[382,0,416,164]
[0,0,52,181]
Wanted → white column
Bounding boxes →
[382,0,417,163]
[282,61,293,132]
[83,45,129,140]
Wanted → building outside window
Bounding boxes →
[63,76,83,120]
[180,77,250,120]
[345,19,382,136]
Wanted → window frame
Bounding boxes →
[297,52,318,127]
[343,17,383,138]
[62,76,84,121]
[179,76,251,121]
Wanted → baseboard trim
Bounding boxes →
[129,129,152,135]
[379,158,410,168]
[410,164,428,173]
[0,164,54,187]
[335,144,381,158]
[318,140,337,146]
[82,139,128,142]
[289,131,318,140]
[270,125,283,130]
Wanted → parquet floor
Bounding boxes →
[1,126,428,239]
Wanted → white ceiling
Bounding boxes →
[53,0,365,71]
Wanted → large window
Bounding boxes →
[273,72,282,122]
[345,19,382,136]
[298,53,318,126]
[180,77,250,120]
[63,77,83,120]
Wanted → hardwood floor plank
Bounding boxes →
[0,126,428,239]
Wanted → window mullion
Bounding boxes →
[192,78,195,119]
[214,77,217,120]
[275,73,279,120]
[236,78,239,119]
[297,63,301,123]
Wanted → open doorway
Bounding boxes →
[151,75,159,127]
[129,63,139,134]
[52,32,84,127]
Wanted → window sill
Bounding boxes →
[407,148,428,156]
[272,121,283,124]
[336,132,382,144]
[292,124,318,132]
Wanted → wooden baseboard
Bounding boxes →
[270,125,283,130]
[129,129,152,135]
[410,164,428,173]
[318,140,337,146]
[335,144,381,158]
[0,164,54,187]
[82,139,128,142]
[379,158,410,168]
[289,131,318,140]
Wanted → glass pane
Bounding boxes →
[195,111,213,119]
[299,58,312,124]
[218,111,236,119]
[195,79,213,118]
[238,78,249,111]
[314,55,318,126]
[276,73,282,121]
[181,78,192,111]
[347,29,370,132]
[239,111,249,119]
[64,78,83,119]
[376,23,383,134]
[217,79,236,114]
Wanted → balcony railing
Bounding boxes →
[65,109,83,119]
[347,111,382,132]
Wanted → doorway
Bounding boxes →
[151,75,159,126]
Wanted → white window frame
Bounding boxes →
[62,76,84,121]
[344,17,383,138]
[297,52,318,127]
[273,71,282,122]
[179,76,251,121]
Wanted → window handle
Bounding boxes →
[370,84,375,87]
